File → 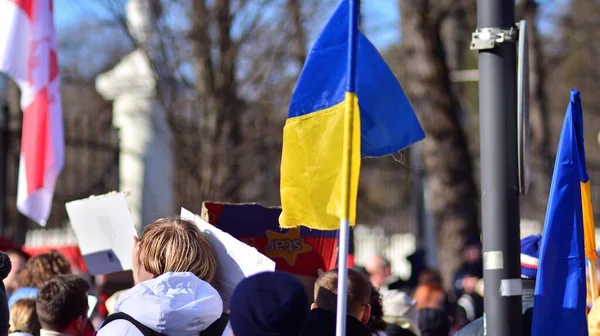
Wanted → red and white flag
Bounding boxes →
[0,0,64,226]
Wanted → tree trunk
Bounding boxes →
[287,0,307,65]
[398,0,479,288]
[189,0,243,202]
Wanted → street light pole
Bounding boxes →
[472,0,522,335]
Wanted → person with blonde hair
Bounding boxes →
[9,298,41,336]
[98,217,229,336]
[9,251,72,308]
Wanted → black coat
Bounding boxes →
[455,308,533,336]
[301,308,371,336]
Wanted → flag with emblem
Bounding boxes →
[0,0,64,225]
[201,202,338,278]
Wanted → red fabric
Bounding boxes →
[22,245,87,272]
[0,237,29,257]
[347,254,354,268]
[97,294,108,317]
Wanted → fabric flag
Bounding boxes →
[0,0,64,225]
[279,0,425,230]
[201,202,338,278]
[532,89,591,336]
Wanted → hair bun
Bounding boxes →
[0,252,12,280]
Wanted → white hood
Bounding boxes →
[112,272,223,335]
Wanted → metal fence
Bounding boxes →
[0,105,120,244]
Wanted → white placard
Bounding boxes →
[180,207,275,310]
[66,192,138,275]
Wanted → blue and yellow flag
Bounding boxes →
[532,89,594,336]
[279,0,425,230]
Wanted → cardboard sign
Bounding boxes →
[65,192,138,275]
[201,202,338,278]
[181,207,275,310]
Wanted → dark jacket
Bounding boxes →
[455,308,533,336]
[457,292,484,322]
[301,308,371,336]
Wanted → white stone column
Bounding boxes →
[95,50,173,231]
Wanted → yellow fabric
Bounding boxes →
[279,93,361,230]
[582,181,597,262]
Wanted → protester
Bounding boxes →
[416,270,443,290]
[455,235,541,336]
[0,252,12,336]
[97,217,229,336]
[36,274,90,336]
[230,272,308,336]
[302,268,372,336]
[8,299,40,336]
[452,238,482,296]
[455,267,484,323]
[418,308,450,336]
[367,285,387,336]
[365,256,394,290]
[4,249,29,297]
[412,283,445,310]
[10,251,71,308]
[382,291,419,336]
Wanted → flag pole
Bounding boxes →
[589,259,599,303]
[336,1,359,335]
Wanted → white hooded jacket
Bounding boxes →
[97,272,231,336]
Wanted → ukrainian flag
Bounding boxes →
[532,89,596,336]
[279,0,425,230]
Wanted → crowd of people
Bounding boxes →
[0,216,549,336]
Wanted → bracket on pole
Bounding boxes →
[470,27,518,50]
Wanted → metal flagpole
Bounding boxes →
[589,259,599,302]
[336,1,359,335]
[471,0,522,335]
[0,75,8,234]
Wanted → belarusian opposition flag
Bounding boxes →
[0,0,64,225]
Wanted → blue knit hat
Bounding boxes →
[521,235,542,279]
[230,272,309,336]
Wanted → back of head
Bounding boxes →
[385,324,418,336]
[9,299,40,335]
[418,308,450,336]
[365,255,390,276]
[17,250,71,288]
[36,274,90,332]
[139,217,217,282]
[314,268,371,317]
[418,269,442,288]
[230,272,308,336]
[367,285,385,332]
[413,284,445,310]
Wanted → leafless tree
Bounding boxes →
[397,0,480,287]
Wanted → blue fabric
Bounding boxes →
[532,89,588,336]
[8,287,38,309]
[230,272,308,336]
[287,0,424,157]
